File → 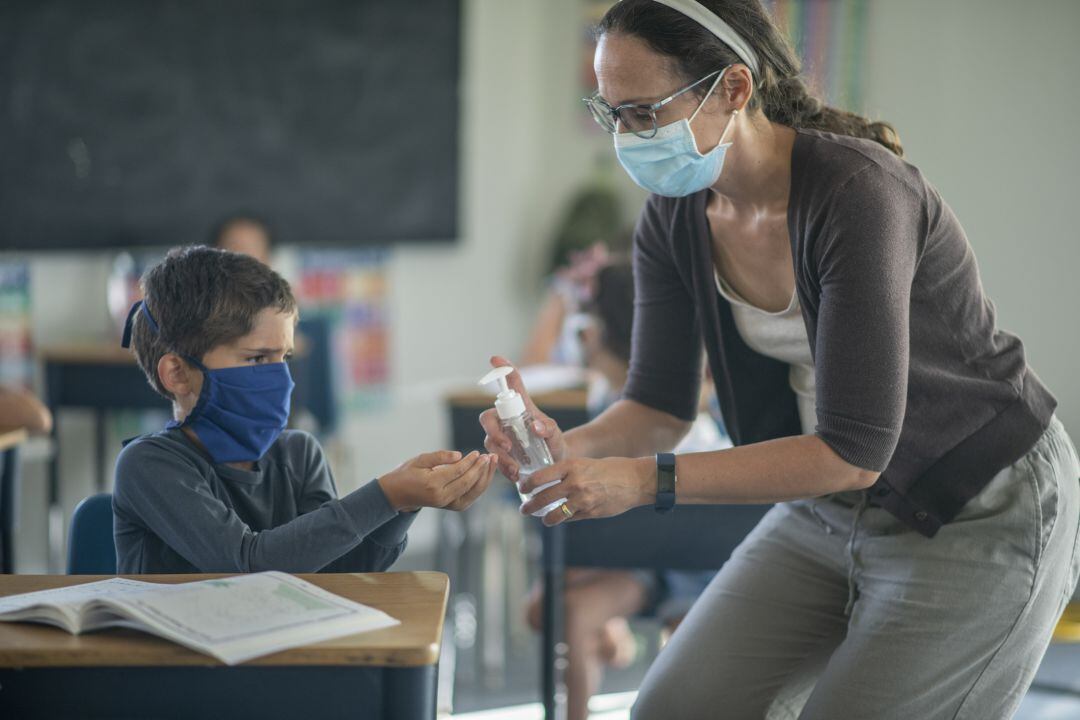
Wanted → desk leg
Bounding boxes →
[541,523,567,720]
[0,448,17,573]
[45,363,62,573]
[384,664,438,720]
[94,408,106,492]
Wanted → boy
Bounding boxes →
[113,245,495,573]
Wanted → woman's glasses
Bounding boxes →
[582,67,728,139]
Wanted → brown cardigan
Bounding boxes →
[624,128,1056,537]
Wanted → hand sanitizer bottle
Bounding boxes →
[479,366,566,517]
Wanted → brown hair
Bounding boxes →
[586,259,636,364]
[130,245,297,399]
[597,0,903,156]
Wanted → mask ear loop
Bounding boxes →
[689,67,742,152]
[689,67,728,125]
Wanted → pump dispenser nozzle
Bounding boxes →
[478,365,527,421]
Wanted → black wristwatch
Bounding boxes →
[655,452,677,514]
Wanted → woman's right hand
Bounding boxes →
[479,356,568,482]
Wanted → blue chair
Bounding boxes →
[66,493,116,574]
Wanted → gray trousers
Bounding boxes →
[632,417,1080,720]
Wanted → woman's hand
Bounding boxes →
[518,456,653,527]
[479,356,568,481]
[378,450,497,512]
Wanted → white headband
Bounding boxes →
[652,0,761,77]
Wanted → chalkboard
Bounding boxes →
[0,0,460,251]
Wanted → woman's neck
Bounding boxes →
[708,116,795,213]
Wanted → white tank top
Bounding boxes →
[714,270,817,435]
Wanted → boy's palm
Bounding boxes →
[380,450,496,512]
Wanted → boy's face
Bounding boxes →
[202,307,296,371]
[176,308,296,408]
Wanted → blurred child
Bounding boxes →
[210,215,273,265]
[0,386,52,434]
[113,246,495,573]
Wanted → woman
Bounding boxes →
[480,1,1079,717]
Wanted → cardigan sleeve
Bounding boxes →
[622,195,704,422]
[812,165,924,472]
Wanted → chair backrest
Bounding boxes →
[67,493,117,575]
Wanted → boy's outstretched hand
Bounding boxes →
[378,450,496,513]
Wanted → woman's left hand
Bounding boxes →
[518,456,652,527]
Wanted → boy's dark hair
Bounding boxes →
[586,259,635,364]
[131,245,297,400]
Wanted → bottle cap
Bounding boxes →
[478,366,527,420]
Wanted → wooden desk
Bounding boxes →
[0,427,27,454]
[0,571,448,719]
[0,427,28,574]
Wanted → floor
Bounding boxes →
[448,620,1080,719]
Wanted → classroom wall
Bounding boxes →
[13,0,1078,570]
[862,0,1080,437]
[13,0,630,570]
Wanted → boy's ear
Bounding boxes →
[157,353,195,399]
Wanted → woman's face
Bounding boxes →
[594,32,729,155]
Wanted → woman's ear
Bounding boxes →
[720,63,754,111]
[157,353,196,400]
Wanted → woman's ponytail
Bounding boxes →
[761,75,903,156]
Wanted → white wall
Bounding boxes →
[862,0,1080,435]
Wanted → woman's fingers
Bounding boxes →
[541,502,574,527]
[520,474,572,516]
[480,407,520,480]
[518,460,569,495]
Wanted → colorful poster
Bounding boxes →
[762,0,868,110]
[296,249,390,414]
[0,262,32,388]
[581,0,869,112]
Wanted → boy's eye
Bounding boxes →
[246,355,265,364]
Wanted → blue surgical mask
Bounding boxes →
[121,300,295,463]
[614,73,737,198]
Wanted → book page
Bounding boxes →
[109,572,398,657]
[0,578,158,618]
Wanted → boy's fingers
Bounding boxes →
[442,454,492,501]
[413,450,463,469]
[431,450,482,482]
[454,456,497,507]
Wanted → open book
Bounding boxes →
[0,571,399,665]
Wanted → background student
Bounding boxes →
[522,259,726,720]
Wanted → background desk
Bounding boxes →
[0,427,28,573]
[446,389,770,720]
[0,571,448,720]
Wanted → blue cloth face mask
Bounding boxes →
[168,358,294,464]
[122,300,295,464]
[614,71,737,198]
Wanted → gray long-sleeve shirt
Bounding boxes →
[113,428,417,574]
